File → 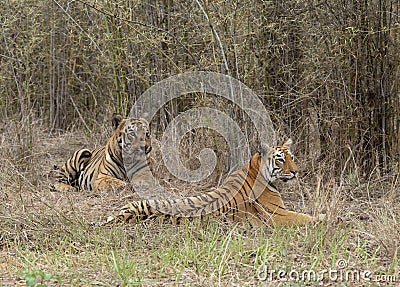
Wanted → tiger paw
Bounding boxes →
[94,177,132,193]
[91,216,118,227]
[89,217,113,227]
[51,182,78,192]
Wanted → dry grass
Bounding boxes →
[0,123,399,287]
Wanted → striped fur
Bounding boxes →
[103,139,322,226]
[52,115,152,192]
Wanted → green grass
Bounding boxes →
[3,216,396,286]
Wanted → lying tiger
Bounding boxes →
[102,139,324,226]
[52,114,153,192]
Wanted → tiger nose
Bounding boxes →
[291,163,298,174]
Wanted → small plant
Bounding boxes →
[19,269,61,287]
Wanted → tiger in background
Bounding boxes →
[102,139,325,227]
[51,114,153,192]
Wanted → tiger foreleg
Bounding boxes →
[93,175,132,192]
[51,182,78,192]
[269,210,315,226]
[257,207,324,226]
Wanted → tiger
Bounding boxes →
[51,114,153,193]
[102,139,325,227]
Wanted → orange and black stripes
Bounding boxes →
[103,140,318,227]
[55,148,91,187]
[52,115,152,192]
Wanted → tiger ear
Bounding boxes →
[112,114,123,130]
[139,117,150,128]
[282,138,293,147]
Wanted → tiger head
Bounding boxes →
[110,114,152,159]
[259,139,298,184]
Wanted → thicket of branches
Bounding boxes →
[1,0,399,178]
